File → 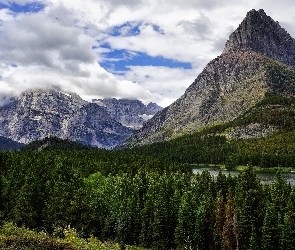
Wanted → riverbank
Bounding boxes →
[192,164,295,173]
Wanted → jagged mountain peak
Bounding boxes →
[98,98,162,129]
[120,10,295,148]
[223,9,295,68]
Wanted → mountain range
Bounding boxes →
[0,89,161,148]
[121,9,295,148]
[1,9,294,151]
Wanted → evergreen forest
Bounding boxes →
[0,140,294,249]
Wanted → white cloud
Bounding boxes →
[0,62,158,108]
[119,66,199,107]
[0,0,294,108]
[0,11,96,68]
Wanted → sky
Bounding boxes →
[0,0,295,107]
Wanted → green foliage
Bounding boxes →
[265,58,295,95]
[261,204,279,250]
[0,139,295,249]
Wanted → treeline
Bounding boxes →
[21,136,94,151]
[133,131,295,168]
[0,150,294,249]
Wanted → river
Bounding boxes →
[193,168,295,187]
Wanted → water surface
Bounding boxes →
[193,168,295,187]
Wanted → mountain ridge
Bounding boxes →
[120,9,295,148]
[0,88,161,148]
[0,89,161,148]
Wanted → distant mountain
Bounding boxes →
[21,136,93,151]
[0,89,135,148]
[0,136,24,150]
[121,9,295,148]
[93,98,162,129]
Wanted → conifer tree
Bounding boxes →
[261,204,279,250]
[234,167,264,249]
[279,190,295,250]
[248,225,260,250]
[175,190,197,249]
[222,193,238,250]
[214,193,225,249]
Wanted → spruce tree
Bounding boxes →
[261,204,279,250]
[222,193,238,250]
[214,193,225,249]
[279,190,295,250]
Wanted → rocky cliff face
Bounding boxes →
[0,89,134,148]
[98,98,162,129]
[223,9,295,68]
[121,9,295,147]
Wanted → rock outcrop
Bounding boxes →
[121,9,295,147]
[226,123,277,139]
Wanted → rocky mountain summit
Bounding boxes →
[0,89,137,148]
[223,9,295,68]
[121,9,295,147]
[93,98,162,129]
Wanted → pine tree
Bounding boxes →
[271,171,291,214]
[234,167,264,249]
[214,193,225,249]
[261,204,279,250]
[279,190,295,250]
[248,225,260,250]
[175,190,197,249]
[222,193,238,250]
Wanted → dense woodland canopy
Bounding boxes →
[0,144,294,249]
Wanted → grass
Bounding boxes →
[0,222,144,250]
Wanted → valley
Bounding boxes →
[0,8,295,250]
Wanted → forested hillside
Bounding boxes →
[131,93,295,169]
[0,148,294,249]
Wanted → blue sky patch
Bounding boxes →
[110,22,141,37]
[110,22,165,37]
[99,45,191,72]
[152,25,164,34]
[0,2,45,13]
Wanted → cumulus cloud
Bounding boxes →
[177,14,213,40]
[119,66,199,107]
[0,12,96,68]
[0,0,294,108]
